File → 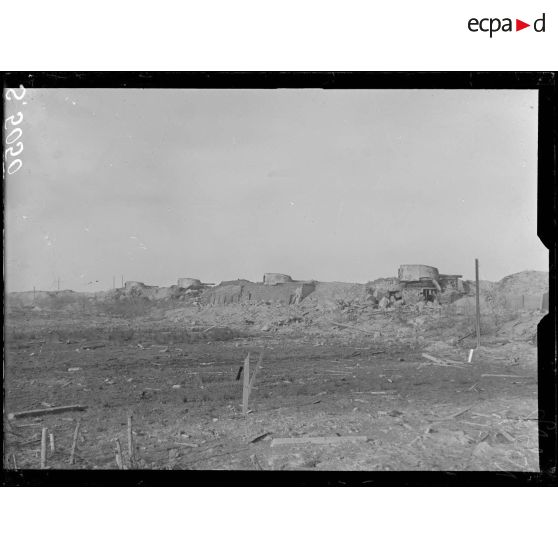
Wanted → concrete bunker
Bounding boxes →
[177,278,203,290]
[263,273,293,286]
[203,275,315,305]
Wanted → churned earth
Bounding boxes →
[4,298,540,472]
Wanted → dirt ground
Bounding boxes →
[4,302,540,471]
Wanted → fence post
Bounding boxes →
[475,259,481,348]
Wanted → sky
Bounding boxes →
[4,88,545,292]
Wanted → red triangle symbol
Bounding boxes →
[516,19,530,31]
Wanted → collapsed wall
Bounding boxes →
[489,271,549,312]
[366,277,400,299]
[202,280,315,305]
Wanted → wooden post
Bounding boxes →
[69,419,81,465]
[475,258,481,348]
[127,413,135,468]
[40,427,48,469]
[242,353,251,415]
[115,439,124,470]
[12,453,18,470]
[49,432,55,455]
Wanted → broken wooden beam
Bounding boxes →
[422,353,466,368]
[422,353,448,365]
[457,331,474,342]
[249,432,271,444]
[325,320,375,334]
[69,419,81,465]
[430,407,472,421]
[271,436,368,447]
[498,429,516,443]
[8,405,87,420]
[481,374,531,378]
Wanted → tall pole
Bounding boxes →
[121,275,124,288]
[57,277,60,291]
[475,258,481,348]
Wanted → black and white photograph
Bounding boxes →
[2,76,553,477]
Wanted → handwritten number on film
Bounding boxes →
[4,85,26,175]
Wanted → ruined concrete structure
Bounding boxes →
[203,277,315,305]
[122,265,469,307]
[397,264,466,301]
[123,281,160,298]
[124,281,147,289]
[398,264,439,282]
[177,278,202,289]
[263,273,293,286]
[368,264,468,304]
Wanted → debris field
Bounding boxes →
[4,270,545,471]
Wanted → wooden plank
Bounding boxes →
[422,353,446,365]
[430,407,472,421]
[422,353,466,368]
[8,405,87,420]
[271,436,368,447]
[69,419,81,465]
[481,374,530,378]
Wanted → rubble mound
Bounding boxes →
[495,270,548,298]
[303,282,368,307]
[495,313,542,343]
